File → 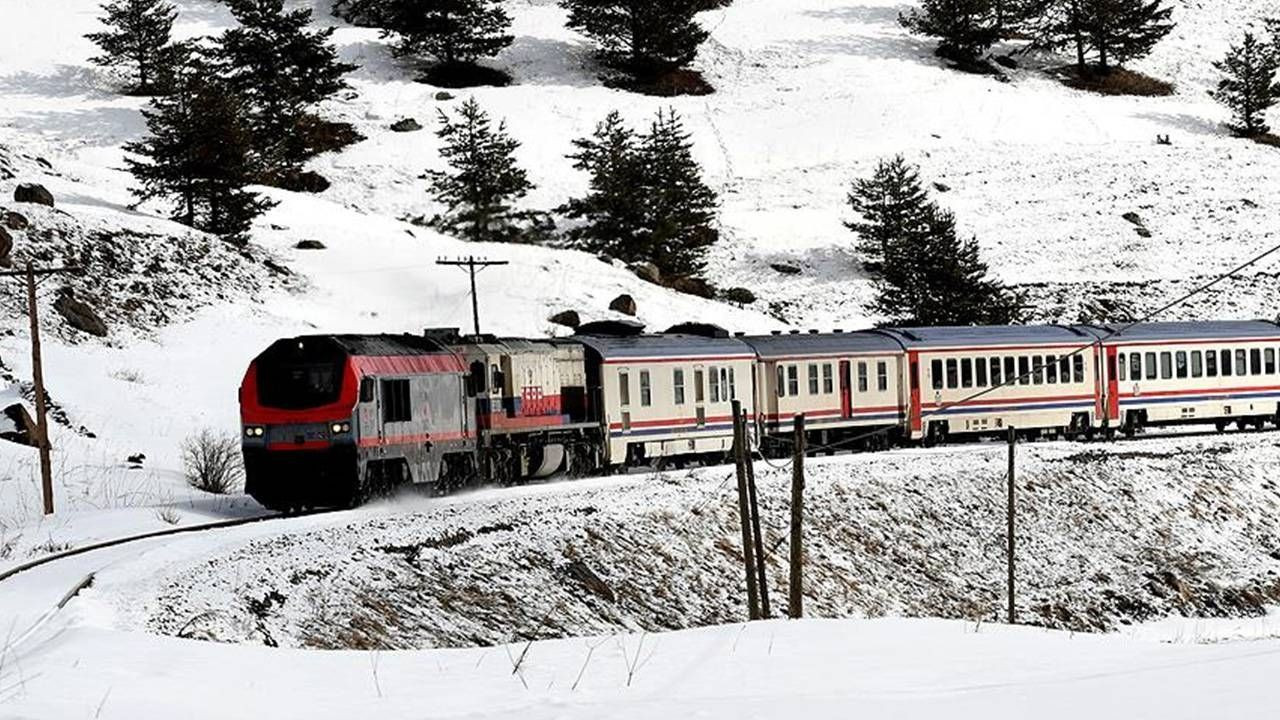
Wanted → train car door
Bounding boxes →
[839,360,853,419]
[1105,345,1120,421]
[908,351,922,435]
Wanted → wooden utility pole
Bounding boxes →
[743,409,770,618]
[731,399,760,620]
[789,414,806,618]
[1,263,81,515]
[435,256,509,336]
[1007,426,1016,625]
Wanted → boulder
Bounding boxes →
[608,293,637,316]
[933,182,951,193]
[770,262,801,275]
[390,118,423,132]
[1121,212,1144,226]
[629,261,661,284]
[434,91,455,101]
[54,288,108,337]
[3,210,28,230]
[14,183,54,207]
[294,239,326,250]
[722,286,756,304]
[277,170,331,193]
[669,275,716,299]
[549,309,580,328]
[0,403,38,447]
[127,452,146,466]
[0,226,12,267]
[1135,227,1152,238]
[994,54,1019,69]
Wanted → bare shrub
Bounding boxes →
[181,429,243,494]
[109,368,147,384]
[155,505,180,525]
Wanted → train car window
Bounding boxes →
[1159,352,1172,379]
[1046,355,1059,384]
[1222,349,1233,376]
[380,379,411,423]
[491,364,504,394]
[776,366,786,397]
[1129,353,1142,380]
[673,369,686,405]
[788,365,800,396]
[722,368,733,400]
[1073,355,1085,383]
[695,369,706,402]
[1175,351,1188,379]
[878,361,889,391]
[1116,354,1125,381]
[1250,349,1263,375]
[989,358,1001,386]
[823,364,834,394]
[945,359,958,389]
[1032,356,1044,385]
[858,362,869,393]
[1191,351,1203,378]
[1017,357,1030,385]
[619,371,631,407]
[808,364,820,395]
[1206,350,1218,377]
[640,371,652,407]
[360,377,375,403]
[1145,352,1157,379]
[468,361,486,395]
[1267,349,1277,375]
[710,367,721,403]
[931,359,944,390]
[1004,357,1016,384]
[961,359,973,388]
[1237,349,1248,376]
[1060,355,1071,382]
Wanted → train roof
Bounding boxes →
[875,324,1097,349]
[574,332,754,361]
[1080,320,1280,343]
[740,331,902,359]
[325,334,453,356]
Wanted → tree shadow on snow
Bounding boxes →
[803,3,915,26]
[5,105,148,147]
[500,36,601,89]
[0,65,121,100]
[1133,111,1226,139]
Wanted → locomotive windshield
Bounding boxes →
[256,337,346,409]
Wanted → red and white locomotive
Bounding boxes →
[240,319,1280,509]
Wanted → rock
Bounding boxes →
[0,226,12,266]
[277,170,331,193]
[994,54,1019,69]
[3,211,28,230]
[933,182,951,193]
[434,91,455,101]
[390,118,423,132]
[669,275,716,299]
[14,183,54,207]
[1135,227,1152,238]
[770,262,801,275]
[596,253,615,265]
[549,309,580,328]
[629,261,661,284]
[53,288,108,337]
[0,403,38,447]
[294,239,326,250]
[722,286,756,304]
[1121,212,1144,226]
[608,293,637,316]
[127,452,146,466]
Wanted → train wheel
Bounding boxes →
[1215,419,1228,433]
[1236,418,1249,431]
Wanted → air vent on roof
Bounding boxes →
[576,319,645,337]
[771,330,782,336]
[808,329,819,334]
[833,328,844,333]
[664,322,730,339]
[789,330,800,335]
[734,331,746,337]
[423,327,462,344]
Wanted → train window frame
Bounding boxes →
[618,371,631,407]
[1250,348,1263,375]
[359,376,375,403]
[695,369,705,403]
[961,358,973,388]
[1222,349,1233,376]
[858,361,869,393]
[946,359,959,389]
[1046,354,1059,384]
[1004,357,1016,384]
[823,363,834,394]
[380,378,412,423]
[989,357,1002,387]
[787,365,800,396]
[1160,352,1173,379]
[1191,351,1203,378]
[639,370,652,407]
[1032,356,1044,385]
[1129,353,1142,381]
[710,366,721,403]
[878,361,889,391]
[1059,355,1071,382]
[1237,349,1248,376]
[808,364,820,395]
[1267,348,1277,375]
[1017,356,1030,386]
[673,368,686,405]
[776,366,785,397]
[1145,352,1157,379]
[1073,355,1085,384]
[728,367,737,400]
[931,359,944,391]
[1175,351,1188,379]
[1117,353,1126,381]
[1206,350,1218,377]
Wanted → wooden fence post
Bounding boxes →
[744,409,770,618]
[789,414,806,618]
[731,399,760,620]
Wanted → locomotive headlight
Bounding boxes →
[331,422,351,434]
[244,426,265,438]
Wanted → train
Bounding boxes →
[239,319,1280,510]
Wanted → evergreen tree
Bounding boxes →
[1212,32,1280,137]
[561,111,647,259]
[213,0,356,165]
[380,0,514,67]
[844,156,934,274]
[425,99,534,243]
[899,0,1000,63]
[634,109,719,278]
[560,0,710,80]
[125,62,273,241]
[84,0,179,94]
[1039,0,1173,72]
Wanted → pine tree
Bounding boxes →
[84,0,179,94]
[1212,32,1280,137]
[125,62,274,241]
[425,99,534,243]
[560,0,710,80]
[899,0,1000,63]
[1039,0,1173,72]
[635,109,719,278]
[844,156,935,274]
[213,0,356,165]
[561,111,647,259]
[380,0,513,71]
